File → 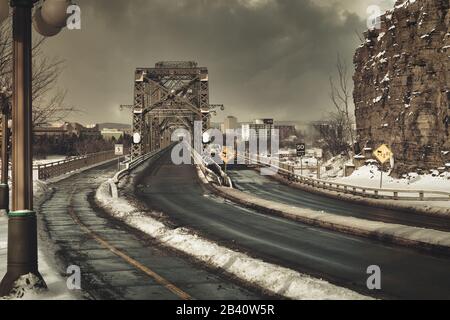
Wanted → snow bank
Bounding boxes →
[3,274,46,300]
[96,181,369,300]
[334,164,450,193]
[33,157,66,166]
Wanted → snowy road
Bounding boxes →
[130,148,450,299]
[227,168,450,232]
[39,162,264,300]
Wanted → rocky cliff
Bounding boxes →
[353,0,449,174]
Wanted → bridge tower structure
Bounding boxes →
[131,61,214,159]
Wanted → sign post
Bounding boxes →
[296,143,306,176]
[373,144,393,189]
[220,146,235,173]
[317,159,320,180]
[115,144,124,170]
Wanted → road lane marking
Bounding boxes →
[67,189,193,300]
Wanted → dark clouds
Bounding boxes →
[40,0,389,125]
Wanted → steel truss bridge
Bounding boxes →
[131,61,222,159]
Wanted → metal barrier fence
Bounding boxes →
[185,142,232,187]
[108,148,169,198]
[113,149,163,184]
[110,144,232,197]
[190,145,223,186]
[239,154,450,201]
[38,150,124,181]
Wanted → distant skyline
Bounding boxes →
[41,0,396,125]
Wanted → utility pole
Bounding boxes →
[0,0,45,295]
[0,92,10,211]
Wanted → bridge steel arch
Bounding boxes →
[131,61,213,159]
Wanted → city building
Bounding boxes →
[239,119,275,154]
[222,116,238,132]
[33,126,67,137]
[98,123,132,135]
[101,128,124,141]
[31,122,101,138]
[249,119,274,141]
[275,124,296,141]
[83,124,102,137]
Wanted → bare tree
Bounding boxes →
[0,17,75,127]
[329,54,355,155]
[354,29,364,43]
[33,89,74,127]
[314,112,350,157]
[74,137,114,156]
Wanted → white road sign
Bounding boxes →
[115,144,124,156]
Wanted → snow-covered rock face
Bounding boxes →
[353,0,450,174]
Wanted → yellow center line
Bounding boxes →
[67,188,192,300]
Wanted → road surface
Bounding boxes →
[39,161,264,300]
[226,167,450,232]
[131,148,450,299]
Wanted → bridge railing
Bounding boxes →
[187,143,232,188]
[113,149,163,184]
[108,148,168,198]
[37,149,125,181]
[238,153,450,201]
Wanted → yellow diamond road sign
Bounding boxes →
[220,147,235,164]
[373,144,393,164]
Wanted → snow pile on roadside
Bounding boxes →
[3,274,46,300]
[33,157,66,166]
[34,178,50,200]
[0,263,78,301]
[320,154,350,178]
[96,181,370,300]
[334,164,450,192]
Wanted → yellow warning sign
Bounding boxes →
[220,147,235,164]
[373,144,393,164]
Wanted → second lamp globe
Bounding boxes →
[33,7,61,37]
[41,0,71,28]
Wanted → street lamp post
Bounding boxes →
[0,92,10,211]
[0,0,72,296]
[0,0,43,295]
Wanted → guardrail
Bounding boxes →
[191,146,222,186]
[113,149,163,184]
[239,154,450,201]
[109,148,168,198]
[38,149,125,181]
[187,143,232,188]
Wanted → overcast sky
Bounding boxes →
[41,0,396,125]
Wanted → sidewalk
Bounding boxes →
[0,189,80,300]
